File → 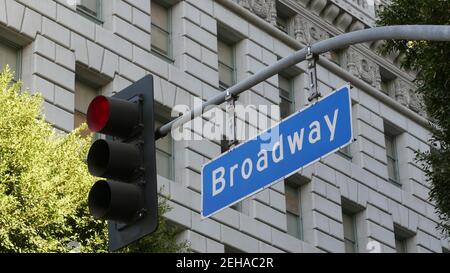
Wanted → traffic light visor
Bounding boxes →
[88,180,111,219]
[87,139,141,180]
[88,180,144,223]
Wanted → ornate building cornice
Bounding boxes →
[234,0,408,77]
[230,0,423,117]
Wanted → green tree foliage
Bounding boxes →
[377,0,450,236]
[0,67,189,252]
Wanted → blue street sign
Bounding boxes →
[201,85,353,218]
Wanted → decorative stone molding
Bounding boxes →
[232,0,419,115]
[371,40,385,51]
[293,14,330,45]
[331,0,376,25]
[235,0,277,25]
[348,21,365,32]
[234,0,374,30]
[408,89,423,114]
[335,12,354,32]
[374,0,388,17]
[322,3,341,24]
[345,48,381,89]
[295,0,312,7]
[309,0,328,15]
[234,0,398,62]
[352,0,369,9]
[393,78,425,115]
[293,14,333,60]
[408,89,427,118]
[394,79,409,107]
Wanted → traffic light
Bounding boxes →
[86,75,157,251]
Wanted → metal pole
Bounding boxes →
[156,25,450,139]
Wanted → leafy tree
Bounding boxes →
[0,66,189,252]
[377,0,450,236]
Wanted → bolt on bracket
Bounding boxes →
[224,90,239,150]
[306,46,321,102]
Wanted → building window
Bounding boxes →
[380,67,396,96]
[285,183,302,240]
[381,77,393,96]
[337,145,352,161]
[151,1,172,61]
[395,236,407,253]
[0,39,21,79]
[155,115,174,179]
[276,16,288,33]
[230,199,250,215]
[385,132,400,186]
[218,39,236,90]
[225,245,243,253]
[279,75,294,118]
[74,80,99,135]
[77,0,102,24]
[343,211,358,253]
[275,1,295,35]
[394,225,414,253]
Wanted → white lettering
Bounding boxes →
[212,167,226,196]
[272,135,284,163]
[208,107,343,198]
[324,109,339,142]
[287,129,305,154]
[230,164,239,187]
[308,121,321,144]
[241,158,253,180]
[256,150,269,172]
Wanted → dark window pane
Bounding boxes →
[0,41,19,78]
[151,25,170,56]
[218,40,235,88]
[78,0,100,18]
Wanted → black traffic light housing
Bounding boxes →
[86,75,157,251]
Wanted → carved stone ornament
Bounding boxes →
[293,14,329,45]
[352,0,369,9]
[393,79,409,107]
[392,79,425,116]
[345,48,381,90]
[235,0,277,25]
[408,89,424,114]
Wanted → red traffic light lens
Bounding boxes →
[87,96,110,132]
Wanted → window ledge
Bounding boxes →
[151,49,174,64]
[337,151,353,161]
[388,179,402,188]
[76,7,103,25]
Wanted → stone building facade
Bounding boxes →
[0,0,448,252]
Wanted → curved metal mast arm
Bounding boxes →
[156,25,450,139]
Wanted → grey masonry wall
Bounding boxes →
[1,0,449,252]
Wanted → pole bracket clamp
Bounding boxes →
[223,89,239,151]
[225,90,239,101]
[306,46,321,102]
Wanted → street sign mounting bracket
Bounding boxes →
[306,46,321,103]
[224,90,239,151]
